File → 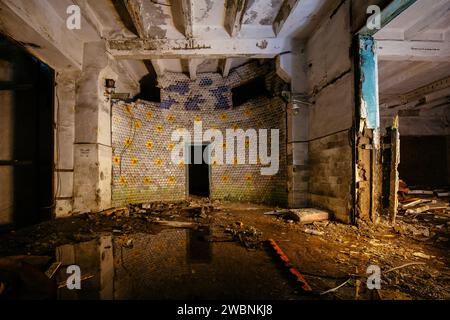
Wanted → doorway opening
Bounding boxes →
[0,35,54,230]
[187,145,210,198]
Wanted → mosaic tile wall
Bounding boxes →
[111,63,288,207]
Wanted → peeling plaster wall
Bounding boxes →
[303,1,354,223]
[54,71,79,217]
[111,65,288,207]
[72,41,140,214]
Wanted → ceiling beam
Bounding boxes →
[273,0,301,36]
[0,0,83,70]
[376,40,450,62]
[224,0,247,37]
[180,0,194,38]
[107,38,291,59]
[404,0,450,40]
[221,58,233,77]
[378,61,430,92]
[123,0,146,38]
[151,59,165,77]
[188,59,202,80]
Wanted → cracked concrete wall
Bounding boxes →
[54,71,79,217]
[287,41,309,208]
[294,0,393,223]
[72,41,139,214]
[303,1,354,223]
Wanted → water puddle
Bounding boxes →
[55,228,298,300]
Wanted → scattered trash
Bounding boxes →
[385,262,426,274]
[401,199,431,209]
[303,229,325,236]
[225,223,262,249]
[408,190,434,196]
[413,252,431,260]
[264,208,329,224]
[320,278,352,296]
[155,221,198,229]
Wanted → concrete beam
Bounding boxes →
[0,0,84,70]
[376,40,450,62]
[107,38,291,59]
[188,59,202,80]
[220,58,233,77]
[180,0,194,38]
[224,0,247,37]
[151,59,165,77]
[273,0,301,36]
[404,0,450,40]
[276,53,292,83]
[123,0,146,37]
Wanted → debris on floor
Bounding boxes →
[264,208,329,224]
[0,199,449,300]
[224,222,262,249]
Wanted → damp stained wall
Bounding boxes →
[111,63,288,206]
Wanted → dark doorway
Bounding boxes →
[188,145,210,198]
[399,136,448,188]
[0,36,54,230]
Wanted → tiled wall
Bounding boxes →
[111,63,288,206]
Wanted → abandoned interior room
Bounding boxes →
[0,0,449,301]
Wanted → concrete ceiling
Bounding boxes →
[375,0,450,105]
[0,0,335,81]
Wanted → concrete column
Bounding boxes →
[73,42,117,213]
[287,41,310,208]
[54,71,79,217]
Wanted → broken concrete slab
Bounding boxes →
[291,209,330,224]
[264,208,330,224]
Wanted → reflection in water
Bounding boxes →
[55,228,296,300]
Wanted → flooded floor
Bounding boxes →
[0,199,449,300]
[56,230,300,300]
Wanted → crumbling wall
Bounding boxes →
[111,63,288,206]
[304,1,354,223]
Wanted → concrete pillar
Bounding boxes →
[54,71,79,217]
[287,41,310,208]
[73,42,117,213]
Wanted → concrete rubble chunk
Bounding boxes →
[264,208,330,224]
[289,208,330,224]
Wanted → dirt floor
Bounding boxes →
[0,198,449,300]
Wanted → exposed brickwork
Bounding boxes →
[111,64,288,207]
[308,131,352,223]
